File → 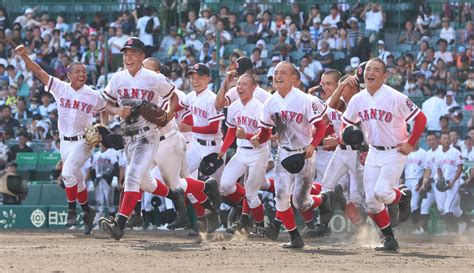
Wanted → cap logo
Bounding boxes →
[235,62,239,69]
[127,38,133,45]
[193,64,200,69]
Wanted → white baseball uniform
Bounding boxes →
[403,147,426,212]
[46,76,106,195]
[420,146,445,215]
[259,88,327,212]
[102,67,175,193]
[92,148,119,216]
[321,107,364,206]
[225,85,271,106]
[220,97,269,209]
[179,88,225,181]
[342,84,421,214]
[437,146,463,217]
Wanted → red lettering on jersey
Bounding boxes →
[329,111,340,121]
[123,88,129,98]
[60,98,65,107]
[86,105,92,113]
[357,108,393,123]
[280,111,304,124]
[131,88,139,99]
[147,91,154,101]
[73,100,80,109]
[65,99,71,108]
[235,116,258,128]
[80,102,88,111]
[295,113,303,123]
[191,106,207,119]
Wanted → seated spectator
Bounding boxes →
[314,41,333,68]
[306,5,321,27]
[257,10,277,39]
[416,7,441,34]
[31,120,49,141]
[297,29,316,54]
[38,93,56,119]
[464,69,474,91]
[456,46,470,78]
[169,70,183,90]
[398,20,420,44]
[298,55,315,89]
[14,8,40,29]
[5,84,18,109]
[432,59,452,91]
[310,17,322,44]
[226,13,241,38]
[414,73,431,96]
[435,38,453,66]
[250,48,265,75]
[415,40,430,66]
[322,5,340,29]
[377,40,391,64]
[7,132,32,162]
[404,76,423,97]
[439,115,450,134]
[81,40,102,85]
[460,21,474,44]
[255,39,268,59]
[335,28,350,53]
[55,15,69,34]
[0,105,19,139]
[440,17,456,45]
[445,91,459,112]
[462,136,473,161]
[240,13,258,43]
[272,29,295,52]
[216,19,232,45]
[14,97,32,120]
[185,33,203,54]
[318,29,331,50]
[266,55,280,82]
[464,95,474,112]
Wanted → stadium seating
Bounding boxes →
[16,152,38,181]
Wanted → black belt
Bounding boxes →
[197,139,217,146]
[339,144,358,150]
[63,135,85,141]
[240,146,254,150]
[282,147,304,152]
[123,126,151,137]
[159,135,166,141]
[372,145,397,151]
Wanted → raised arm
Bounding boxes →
[15,45,50,86]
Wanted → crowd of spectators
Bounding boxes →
[0,1,472,171]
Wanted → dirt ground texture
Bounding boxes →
[0,228,473,273]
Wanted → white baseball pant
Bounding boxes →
[420,181,447,215]
[405,178,421,212]
[94,178,115,214]
[364,147,407,214]
[60,138,92,193]
[443,179,462,217]
[220,146,270,209]
[314,149,333,181]
[186,139,224,182]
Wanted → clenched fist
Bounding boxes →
[15,45,27,56]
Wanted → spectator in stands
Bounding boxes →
[460,21,474,44]
[14,97,31,120]
[464,95,474,111]
[0,105,19,139]
[414,73,431,96]
[120,11,136,35]
[31,119,49,141]
[422,89,449,132]
[290,3,305,29]
[38,93,56,119]
[216,19,232,45]
[7,132,32,162]
[14,8,40,29]
[361,3,386,39]
[377,40,391,64]
[445,90,459,111]
[416,7,441,35]
[5,84,18,108]
[136,6,160,57]
[240,13,258,43]
[415,40,430,66]
[0,7,10,30]
[250,48,265,75]
[272,29,294,52]
[298,55,315,89]
[306,5,321,27]
[226,13,241,38]
[318,29,331,50]
[257,10,277,39]
[185,10,203,36]
[55,15,69,34]
[440,17,456,45]
[160,25,178,51]
[464,69,474,91]
[0,128,8,170]
[322,5,340,29]
[399,20,420,44]
[435,38,453,66]
[314,40,333,68]
[310,17,322,44]
[432,59,452,91]
[297,28,316,54]
[90,12,107,32]
[48,109,58,132]
[450,129,464,151]
[439,115,450,134]
[404,76,423,97]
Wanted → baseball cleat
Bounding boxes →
[280,236,305,249]
[168,189,189,230]
[398,185,412,222]
[204,178,222,208]
[125,213,143,229]
[83,207,96,235]
[66,209,77,227]
[306,224,331,237]
[319,192,334,225]
[100,218,124,241]
[206,210,221,233]
[188,217,207,236]
[374,236,399,251]
[257,222,280,241]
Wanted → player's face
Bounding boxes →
[189,73,210,92]
[273,62,296,93]
[426,135,438,149]
[364,60,387,91]
[123,48,145,73]
[320,73,338,99]
[236,76,255,102]
[67,64,87,88]
[440,134,451,148]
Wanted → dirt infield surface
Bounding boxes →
[1,229,473,273]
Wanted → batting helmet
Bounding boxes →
[199,153,224,176]
[235,57,254,76]
[355,61,367,89]
[281,153,305,174]
[435,177,449,192]
[342,125,364,146]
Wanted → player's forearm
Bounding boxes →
[100,111,109,124]
[192,120,219,134]
[452,165,463,182]
[19,53,49,85]
[166,92,178,118]
[328,84,345,110]
[257,127,272,143]
[104,102,120,116]
[422,168,431,182]
[215,84,229,110]
[437,168,443,179]
[311,120,327,147]
[220,127,236,153]
[407,112,427,146]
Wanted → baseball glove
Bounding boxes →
[273,113,286,135]
[84,123,110,148]
[435,177,448,192]
[138,101,168,127]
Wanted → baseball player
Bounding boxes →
[436,132,464,234]
[142,58,221,232]
[16,44,101,235]
[98,37,188,240]
[178,63,226,232]
[218,74,272,232]
[91,143,120,223]
[255,61,328,248]
[415,132,443,234]
[215,57,271,110]
[342,58,427,251]
[401,142,426,223]
[313,73,367,237]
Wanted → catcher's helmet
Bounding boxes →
[342,125,364,146]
